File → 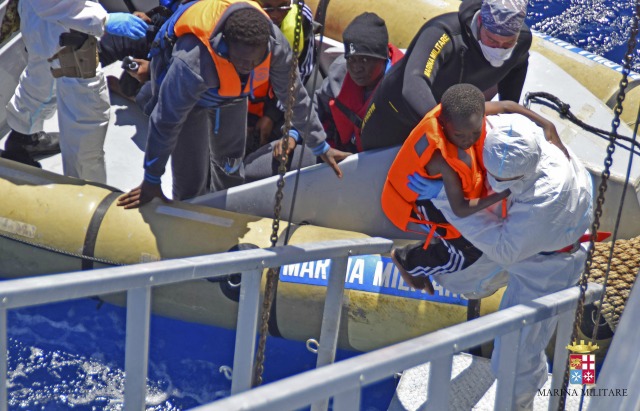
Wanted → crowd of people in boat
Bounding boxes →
[1,0,595,409]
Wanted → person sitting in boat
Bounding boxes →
[314,12,404,154]
[359,0,532,151]
[117,0,350,208]
[2,0,148,180]
[398,113,594,410]
[242,11,403,181]
[245,0,317,155]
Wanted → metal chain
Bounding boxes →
[557,3,639,409]
[252,0,304,387]
[0,231,123,266]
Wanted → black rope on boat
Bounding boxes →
[282,0,333,246]
[0,230,123,266]
[524,91,640,157]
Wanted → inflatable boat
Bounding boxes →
[0,0,638,352]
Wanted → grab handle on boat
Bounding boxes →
[219,365,233,381]
[227,276,241,288]
[306,338,319,354]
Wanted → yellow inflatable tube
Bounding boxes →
[0,158,503,352]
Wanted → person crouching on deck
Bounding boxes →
[117,0,350,208]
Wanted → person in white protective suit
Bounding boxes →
[429,113,594,410]
[2,0,147,182]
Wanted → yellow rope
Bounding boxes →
[587,235,640,331]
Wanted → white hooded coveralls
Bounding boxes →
[431,113,594,409]
[5,0,109,183]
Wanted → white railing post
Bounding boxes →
[494,328,522,411]
[124,286,152,411]
[333,386,361,411]
[0,307,7,411]
[428,354,454,410]
[231,269,263,394]
[311,255,349,411]
[548,305,577,411]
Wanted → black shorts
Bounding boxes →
[394,200,482,277]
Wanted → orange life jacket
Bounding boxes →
[174,0,272,97]
[329,44,404,152]
[247,80,274,117]
[381,105,487,242]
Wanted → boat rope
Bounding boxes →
[557,2,640,409]
[524,91,640,156]
[282,0,332,246]
[0,230,123,267]
[587,235,640,331]
[252,0,305,388]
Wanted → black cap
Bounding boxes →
[342,12,388,60]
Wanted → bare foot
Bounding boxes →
[391,249,435,295]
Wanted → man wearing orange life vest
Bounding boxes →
[382,84,510,293]
[117,0,349,208]
[313,12,404,153]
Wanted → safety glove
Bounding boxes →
[407,173,444,200]
[105,13,148,40]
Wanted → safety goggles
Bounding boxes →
[262,5,292,12]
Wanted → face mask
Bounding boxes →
[479,41,515,67]
[487,174,524,194]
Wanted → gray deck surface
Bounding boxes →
[388,353,591,411]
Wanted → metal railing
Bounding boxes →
[0,237,393,411]
[192,283,604,411]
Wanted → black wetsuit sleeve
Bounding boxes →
[401,26,455,117]
[497,53,529,103]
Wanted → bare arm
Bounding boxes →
[485,100,570,159]
[426,152,510,218]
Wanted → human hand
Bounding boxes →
[105,13,148,40]
[272,136,297,160]
[320,147,351,178]
[255,116,274,146]
[117,180,170,209]
[132,11,152,23]
[407,173,443,200]
[542,123,570,160]
[126,59,150,83]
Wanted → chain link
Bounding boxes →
[253,0,304,387]
[557,3,639,409]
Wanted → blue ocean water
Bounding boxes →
[527,0,640,71]
[5,2,639,410]
[7,299,396,410]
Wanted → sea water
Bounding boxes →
[528,0,639,71]
[6,299,396,410]
[6,1,639,409]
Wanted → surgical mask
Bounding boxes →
[487,174,524,194]
[479,42,515,67]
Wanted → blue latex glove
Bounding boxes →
[105,13,148,40]
[407,173,443,200]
